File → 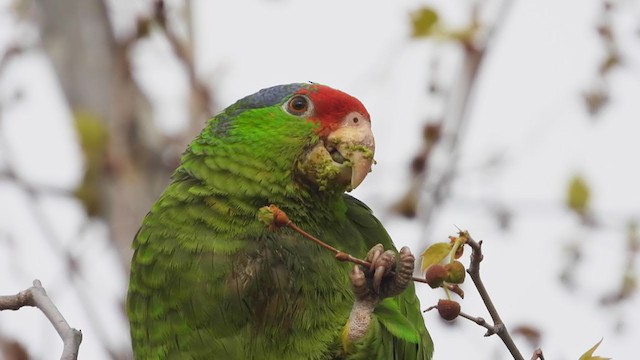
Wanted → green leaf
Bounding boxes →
[578,338,610,360]
[374,299,419,344]
[410,7,439,38]
[420,242,453,271]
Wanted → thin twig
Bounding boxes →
[153,0,214,115]
[264,205,429,284]
[287,222,372,268]
[0,280,82,360]
[462,231,524,360]
[458,310,497,336]
[531,348,545,360]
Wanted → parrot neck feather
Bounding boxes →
[174,106,347,227]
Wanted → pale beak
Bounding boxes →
[326,112,375,191]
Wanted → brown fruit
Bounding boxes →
[437,299,461,321]
[270,205,291,227]
[425,264,447,288]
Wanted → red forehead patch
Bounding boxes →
[296,85,370,135]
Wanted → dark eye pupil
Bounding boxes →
[290,97,307,111]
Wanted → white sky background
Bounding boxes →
[1,0,639,359]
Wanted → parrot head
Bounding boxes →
[217,83,375,193]
[285,84,375,192]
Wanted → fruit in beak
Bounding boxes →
[298,112,375,192]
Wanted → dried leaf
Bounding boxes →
[599,52,621,75]
[392,193,418,218]
[512,324,542,347]
[450,236,466,260]
[582,87,609,116]
[446,284,464,299]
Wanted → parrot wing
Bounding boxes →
[343,194,434,360]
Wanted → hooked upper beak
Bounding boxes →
[325,112,375,191]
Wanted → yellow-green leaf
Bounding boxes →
[567,175,591,215]
[421,242,452,271]
[410,7,439,38]
[578,338,610,360]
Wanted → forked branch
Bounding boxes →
[461,231,524,360]
[0,280,82,360]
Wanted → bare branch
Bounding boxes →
[0,280,82,360]
[462,231,524,360]
[458,310,497,336]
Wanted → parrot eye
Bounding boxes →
[286,95,312,116]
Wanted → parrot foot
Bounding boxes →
[349,244,415,301]
[345,244,415,342]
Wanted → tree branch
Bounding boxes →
[462,231,524,360]
[458,310,498,336]
[0,280,82,360]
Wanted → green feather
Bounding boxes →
[374,299,420,344]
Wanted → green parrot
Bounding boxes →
[127,83,433,359]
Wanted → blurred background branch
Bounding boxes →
[1,0,215,358]
[35,0,214,268]
[393,0,514,223]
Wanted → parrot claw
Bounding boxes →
[349,263,368,300]
[390,246,415,296]
[367,245,383,272]
[349,244,415,301]
[373,265,386,293]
